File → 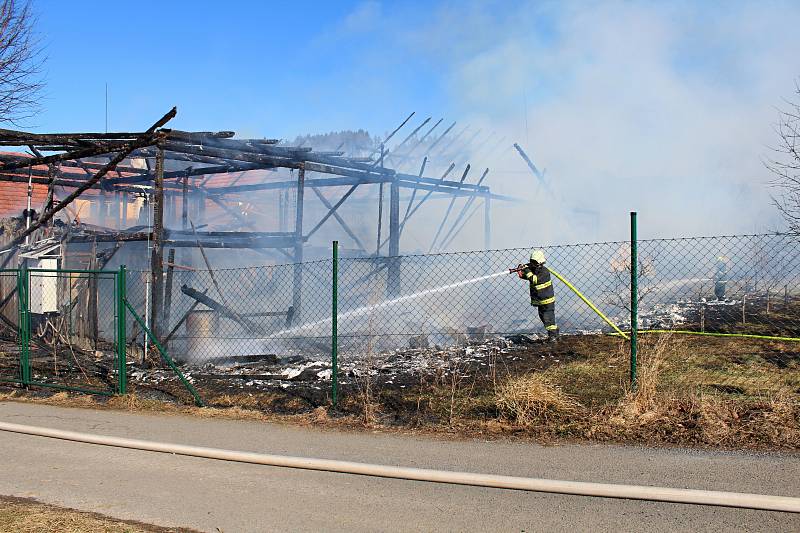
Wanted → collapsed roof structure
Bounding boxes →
[0,107,515,338]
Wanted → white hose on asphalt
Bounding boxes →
[0,420,797,513]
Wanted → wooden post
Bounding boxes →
[181,176,189,267]
[376,183,384,255]
[387,175,401,297]
[164,248,176,338]
[150,146,165,340]
[291,165,305,318]
[181,176,189,231]
[484,196,492,250]
[376,144,385,255]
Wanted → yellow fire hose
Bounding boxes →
[547,267,629,340]
[546,269,799,343]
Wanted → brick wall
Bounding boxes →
[0,182,48,219]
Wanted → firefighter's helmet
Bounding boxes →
[530,249,546,264]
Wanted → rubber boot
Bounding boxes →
[547,329,560,343]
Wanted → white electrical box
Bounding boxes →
[29,257,59,314]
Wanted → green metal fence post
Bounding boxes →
[630,211,638,390]
[123,298,204,407]
[331,240,339,407]
[117,265,127,395]
[18,264,30,386]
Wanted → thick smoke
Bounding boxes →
[348,1,800,249]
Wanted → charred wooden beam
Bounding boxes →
[5,114,171,250]
[292,166,305,318]
[150,147,166,339]
[167,136,393,175]
[304,181,360,242]
[391,116,431,156]
[163,248,176,333]
[0,128,152,142]
[437,167,490,250]
[429,164,471,252]
[163,236,299,249]
[67,229,297,248]
[162,129,236,141]
[310,186,366,251]
[0,140,143,170]
[513,142,548,189]
[163,141,296,169]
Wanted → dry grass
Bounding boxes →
[0,495,191,533]
[618,333,675,416]
[495,373,581,427]
[0,332,797,450]
[591,333,800,448]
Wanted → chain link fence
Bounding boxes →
[114,233,800,407]
[1,232,799,408]
[0,268,123,395]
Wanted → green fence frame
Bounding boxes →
[0,264,205,405]
[0,266,127,397]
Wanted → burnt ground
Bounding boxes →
[122,333,617,414]
[120,336,592,414]
[0,297,798,449]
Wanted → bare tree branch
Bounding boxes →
[0,0,43,125]
[767,82,800,232]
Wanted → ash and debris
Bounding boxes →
[642,298,744,329]
[128,334,569,392]
[65,297,770,398]
[610,298,743,331]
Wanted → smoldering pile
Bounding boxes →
[128,335,552,392]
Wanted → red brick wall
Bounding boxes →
[0,182,48,218]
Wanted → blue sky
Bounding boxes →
[27,0,800,241]
[33,0,454,138]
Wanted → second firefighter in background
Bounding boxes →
[517,249,559,342]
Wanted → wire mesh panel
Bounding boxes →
[23,270,120,395]
[636,234,800,335]
[119,233,800,407]
[634,234,800,396]
[332,243,627,358]
[0,270,20,383]
[127,260,333,367]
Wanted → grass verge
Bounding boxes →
[0,334,797,451]
[0,495,195,533]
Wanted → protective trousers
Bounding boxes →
[537,302,558,332]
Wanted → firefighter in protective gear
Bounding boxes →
[516,249,559,341]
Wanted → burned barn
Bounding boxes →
[0,108,516,381]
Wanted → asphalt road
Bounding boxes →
[0,402,797,532]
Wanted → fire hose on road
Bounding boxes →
[0,421,797,513]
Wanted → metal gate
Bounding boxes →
[0,266,126,396]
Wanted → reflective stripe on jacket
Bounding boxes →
[522,263,555,306]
